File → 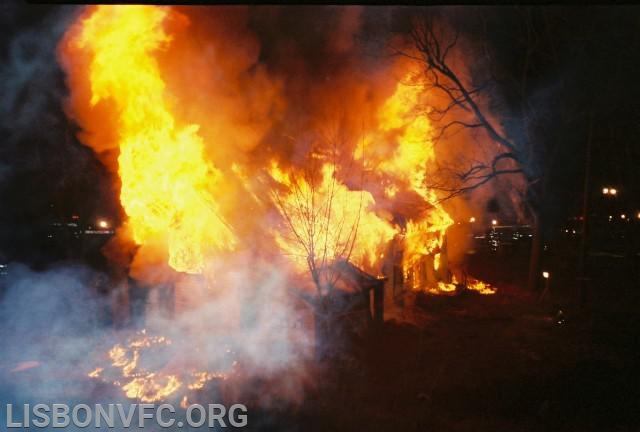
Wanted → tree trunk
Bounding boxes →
[577,110,594,308]
[314,315,334,362]
[314,300,331,361]
[527,211,543,292]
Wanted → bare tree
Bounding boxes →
[386,8,573,290]
[270,130,370,359]
[271,157,364,298]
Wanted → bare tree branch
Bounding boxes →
[270,129,368,302]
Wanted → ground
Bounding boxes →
[253,243,640,432]
[1,240,638,431]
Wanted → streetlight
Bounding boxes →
[609,188,617,196]
[97,219,109,229]
[491,219,498,226]
[602,187,609,195]
[539,271,551,301]
[469,217,476,223]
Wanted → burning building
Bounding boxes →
[53,4,496,404]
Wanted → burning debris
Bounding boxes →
[419,276,496,297]
[466,278,497,296]
[88,329,236,404]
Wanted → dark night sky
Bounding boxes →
[440,6,640,228]
[1,4,639,261]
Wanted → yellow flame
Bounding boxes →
[270,161,396,275]
[69,6,235,273]
[88,367,103,378]
[375,72,454,289]
[89,330,233,403]
[377,75,435,200]
[423,281,457,296]
[403,205,453,287]
[187,371,228,390]
[123,374,182,403]
[467,279,497,295]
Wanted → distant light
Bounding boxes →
[621,214,626,220]
[542,271,550,279]
[491,219,498,226]
[609,188,617,195]
[98,220,109,229]
[609,215,613,221]
[469,217,476,223]
[637,212,640,220]
[602,188,609,194]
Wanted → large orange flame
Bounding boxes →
[64,6,235,274]
[356,70,455,290]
